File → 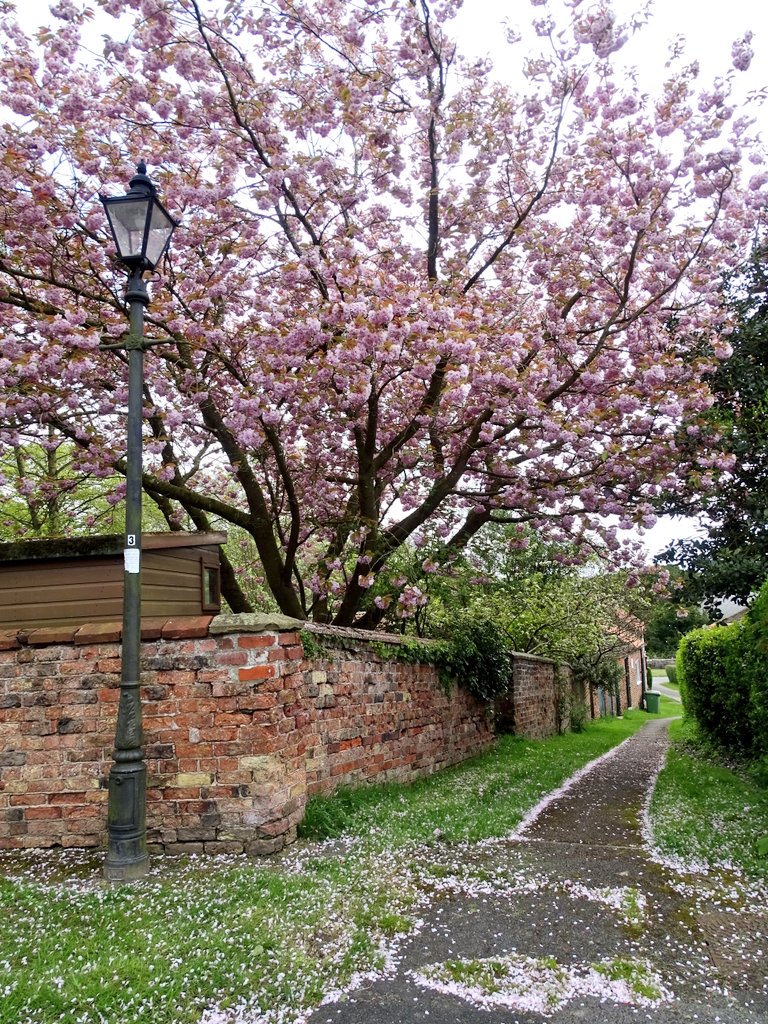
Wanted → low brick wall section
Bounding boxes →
[304,642,492,796]
[0,615,498,855]
[495,654,571,738]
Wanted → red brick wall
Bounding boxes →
[494,655,572,739]
[587,648,647,719]
[0,618,495,855]
[304,643,493,795]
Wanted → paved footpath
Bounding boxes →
[309,720,768,1024]
[649,681,681,703]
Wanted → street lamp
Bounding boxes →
[100,162,178,881]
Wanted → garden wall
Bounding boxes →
[0,613,576,856]
[0,614,500,855]
[494,653,571,738]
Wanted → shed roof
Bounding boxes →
[0,531,227,564]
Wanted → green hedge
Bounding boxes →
[744,584,768,749]
[373,613,512,705]
[677,580,768,759]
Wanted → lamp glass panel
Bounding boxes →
[145,202,177,268]
[107,197,151,260]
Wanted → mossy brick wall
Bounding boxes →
[0,616,495,856]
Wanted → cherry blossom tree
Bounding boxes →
[0,0,765,624]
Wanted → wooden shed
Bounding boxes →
[0,532,227,630]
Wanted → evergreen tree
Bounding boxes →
[661,248,768,609]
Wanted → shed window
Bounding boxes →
[200,554,221,612]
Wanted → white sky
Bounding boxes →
[631,515,702,559]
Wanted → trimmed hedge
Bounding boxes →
[677,580,768,758]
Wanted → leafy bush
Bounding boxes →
[374,613,512,704]
[666,664,678,685]
[677,622,752,754]
[571,653,623,698]
[432,615,512,703]
[743,582,768,753]
[677,578,768,760]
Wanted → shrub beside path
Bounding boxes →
[311,720,767,1024]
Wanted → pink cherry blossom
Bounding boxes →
[0,0,764,625]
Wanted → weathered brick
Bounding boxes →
[140,618,171,640]
[26,627,79,646]
[0,630,21,651]
[74,623,122,645]
[278,632,302,647]
[171,772,214,788]
[238,665,276,682]
[237,635,276,649]
[0,751,27,767]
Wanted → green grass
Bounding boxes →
[592,957,663,1001]
[650,666,678,688]
[416,952,669,1011]
[650,718,768,878]
[0,843,417,1024]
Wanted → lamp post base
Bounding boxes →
[104,760,150,882]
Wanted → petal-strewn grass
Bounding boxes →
[0,845,414,1024]
[0,704,676,1024]
[649,718,768,879]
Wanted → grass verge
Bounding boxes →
[649,718,768,878]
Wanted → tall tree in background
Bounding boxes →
[0,0,765,624]
[661,249,768,610]
[0,435,121,539]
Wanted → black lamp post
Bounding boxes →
[100,162,177,881]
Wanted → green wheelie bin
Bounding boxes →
[644,689,660,713]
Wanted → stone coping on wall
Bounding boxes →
[208,613,430,647]
[0,615,216,650]
[0,611,569,666]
